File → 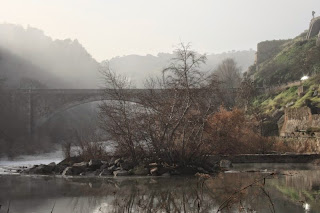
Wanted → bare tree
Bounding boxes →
[212,58,242,107]
[214,58,242,89]
[99,43,222,167]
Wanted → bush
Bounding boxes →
[205,107,274,154]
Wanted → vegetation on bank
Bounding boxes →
[63,43,289,175]
[253,74,320,114]
[248,33,320,87]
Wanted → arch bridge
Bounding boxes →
[12,89,146,135]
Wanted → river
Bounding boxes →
[0,161,319,212]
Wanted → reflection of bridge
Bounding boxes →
[12,89,146,135]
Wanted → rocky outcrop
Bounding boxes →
[307,16,320,39]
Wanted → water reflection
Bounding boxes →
[0,167,319,213]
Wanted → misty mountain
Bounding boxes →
[107,50,256,87]
[0,24,255,89]
[0,24,100,89]
[0,46,68,88]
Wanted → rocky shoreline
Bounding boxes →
[8,154,320,177]
[21,157,224,177]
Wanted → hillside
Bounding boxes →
[108,50,256,87]
[0,24,100,89]
[0,46,67,88]
[248,32,320,87]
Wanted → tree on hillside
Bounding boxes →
[212,58,242,107]
[213,58,242,88]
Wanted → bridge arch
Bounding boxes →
[21,89,145,134]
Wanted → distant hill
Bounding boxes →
[0,23,256,89]
[0,24,100,89]
[107,50,256,87]
[0,46,67,88]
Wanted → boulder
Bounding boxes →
[120,161,134,170]
[108,165,117,172]
[148,162,158,167]
[54,165,67,174]
[113,170,131,177]
[99,169,113,176]
[71,162,87,175]
[150,167,159,176]
[88,159,103,170]
[58,156,83,167]
[114,158,124,167]
[161,172,170,177]
[100,164,109,170]
[132,165,149,175]
[219,160,232,168]
[28,164,55,175]
[62,167,73,176]
[197,167,209,174]
[48,162,56,167]
[73,162,88,169]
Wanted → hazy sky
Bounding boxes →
[0,0,319,61]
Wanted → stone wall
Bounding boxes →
[307,16,320,39]
[317,32,320,47]
[256,40,290,65]
[280,107,320,137]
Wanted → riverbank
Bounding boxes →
[4,153,317,177]
[208,153,320,164]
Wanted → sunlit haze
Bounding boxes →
[1,0,319,61]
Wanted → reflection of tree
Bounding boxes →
[270,170,320,211]
[6,172,318,213]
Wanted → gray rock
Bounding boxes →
[48,162,56,167]
[88,159,103,169]
[114,158,124,166]
[161,172,170,177]
[54,165,67,174]
[219,160,232,168]
[100,164,109,170]
[113,170,130,177]
[71,162,87,175]
[132,165,149,175]
[313,91,318,97]
[120,161,134,170]
[170,170,181,175]
[197,167,209,174]
[62,167,73,176]
[73,162,88,168]
[150,167,159,176]
[99,169,112,176]
[28,164,55,175]
[108,165,117,172]
[286,102,294,108]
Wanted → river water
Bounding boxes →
[0,163,319,213]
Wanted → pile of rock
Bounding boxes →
[22,157,221,177]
